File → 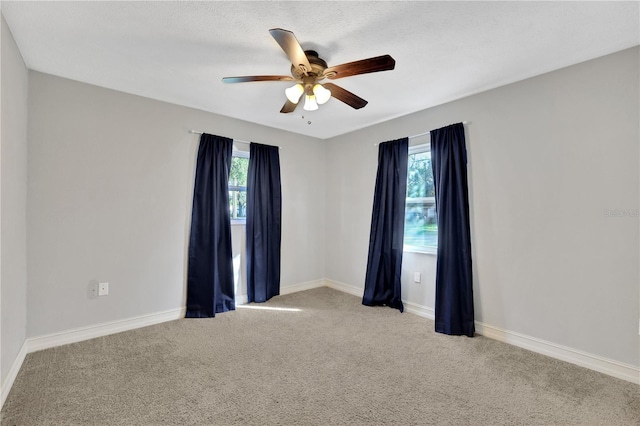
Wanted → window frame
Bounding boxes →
[404,142,438,255]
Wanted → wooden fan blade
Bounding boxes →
[322,83,368,109]
[280,99,299,113]
[269,28,312,73]
[324,55,395,80]
[222,75,295,83]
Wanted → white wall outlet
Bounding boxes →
[414,272,421,283]
[88,281,99,299]
[98,282,109,296]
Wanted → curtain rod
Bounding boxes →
[188,130,250,145]
[374,121,470,146]
[188,129,282,150]
[409,121,470,140]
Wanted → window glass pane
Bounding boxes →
[404,200,437,250]
[230,156,248,186]
[229,189,246,219]
[407,152,434,198]
[229,155,248,220]
[404,148,437,251]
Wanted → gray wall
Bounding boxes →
[27,72,325,337]
[325,47,640,366]
[1,14,29,384]
[11,33,640,375]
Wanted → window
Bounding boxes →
[229,151,249,223]
[404,144,437,253]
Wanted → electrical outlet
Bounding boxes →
[414,272,421,283]
[88,281,99,299]
[98,282,109,296]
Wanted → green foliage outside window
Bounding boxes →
[407,152,434,198]
[229,156,248,219]
[404,149,437,250]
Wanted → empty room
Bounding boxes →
[1,1,639,424]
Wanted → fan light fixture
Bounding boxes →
[285,84,304,104]
[222,29,395,114]
[313,84,331,104]
[303,94,318,111]
[285,83,331,110]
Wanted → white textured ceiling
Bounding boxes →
[2,1,639,139]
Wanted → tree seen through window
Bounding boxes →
[404,148,437,251]
[229,155,248,220]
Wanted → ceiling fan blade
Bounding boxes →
[269,28,312,74]
[322,83,368,109]
[280,99,299,113]
[324,55,395,80]
[222,75,295,83]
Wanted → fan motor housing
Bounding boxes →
[291,50,328,79]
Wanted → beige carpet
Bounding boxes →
[2,287,638,425]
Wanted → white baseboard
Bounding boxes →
[403,300,435,320]
[474,321,640,384]
[26,307,185,354]
[235,279,325,305]
[323,280,639,384]
[24,280,324,357]
[1,341,28,409]
[324,278,362,297]
[3,278,637,412]
[280,279,326,295]
[323,280,436,321]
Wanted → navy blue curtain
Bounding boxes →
[246,143,282,303]
[185,134,235,317]
[431,123,474,336]
[362,138,408,312]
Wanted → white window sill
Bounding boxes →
[230,219,246,226]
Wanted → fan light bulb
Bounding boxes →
[303,95,318,111]
[285,84,304,104]
[313,84,331,105]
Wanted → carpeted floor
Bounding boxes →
[2,287,638,425]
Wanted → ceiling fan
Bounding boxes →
[222,28,396,113]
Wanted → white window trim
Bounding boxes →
[406,196,435,204]
[232,149,249,159]
[403,245,437,256]
[408,142,430,154]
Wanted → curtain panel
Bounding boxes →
[431,123,475,336]
[246,142,282,303]
[362,137,409,312]
[185,134,236,317]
